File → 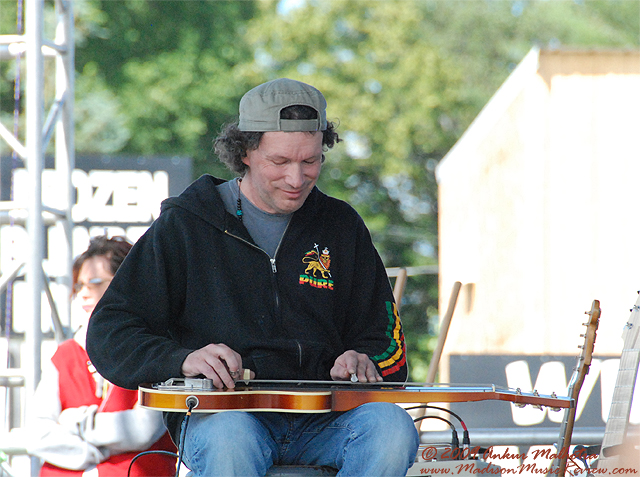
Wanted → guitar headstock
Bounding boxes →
[578,299,601,373]
[550,302,601,477]
[622,291,640,344]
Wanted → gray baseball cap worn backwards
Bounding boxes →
[238,78,327,132]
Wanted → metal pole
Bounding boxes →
[54,0,74,330]
[25,0,45,396]
[25,2,46,473]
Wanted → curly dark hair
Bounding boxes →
[72,235,133,294]
[214,105,341,175]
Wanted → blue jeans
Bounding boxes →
[182,402,419,476]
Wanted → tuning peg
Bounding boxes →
[515,388,526,408]
[549,393,562,412]
[532,390,542,409]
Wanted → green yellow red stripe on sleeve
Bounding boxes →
[373,301,407,376]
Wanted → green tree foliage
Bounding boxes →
[0,0,23,154]
[240,0,639,261]
[73,0,257,175]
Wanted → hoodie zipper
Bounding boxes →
[225,218,291,319]
[225,229,303,372]
[225,231,280,313]
[296,340,303,368]
[268,220,291,309]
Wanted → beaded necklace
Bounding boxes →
[236,178,243,222]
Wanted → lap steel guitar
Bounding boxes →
[139,378,573,413]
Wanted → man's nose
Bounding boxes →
[284,163,305,188]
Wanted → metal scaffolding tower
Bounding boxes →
[0,0,74,425]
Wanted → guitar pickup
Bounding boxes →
[154,377,215,391]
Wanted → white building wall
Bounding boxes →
[437,49,640,381]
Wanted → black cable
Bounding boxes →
[126,398,196,477]
[406,405,467,430]
[413,415,459,451]
[127,450,179,477]
[406,404,470,449]
[175,398,197,477]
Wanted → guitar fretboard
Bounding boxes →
[598,298,640,467]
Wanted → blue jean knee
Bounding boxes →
[335,402,419,475]
[182,411,277,476]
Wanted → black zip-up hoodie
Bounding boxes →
[86,175,407,435]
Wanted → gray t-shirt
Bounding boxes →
[217,178,292,258]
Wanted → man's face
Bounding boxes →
[241,131,323,215]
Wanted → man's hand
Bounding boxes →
[330,350,383,383]
[181,343,254,389]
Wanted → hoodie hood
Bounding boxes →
[160,175,228,228]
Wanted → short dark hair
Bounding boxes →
[214,105,341,175]
[72,236,133,293]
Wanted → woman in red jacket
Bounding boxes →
[26,236,176,477]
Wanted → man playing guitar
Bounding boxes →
[86,78,420,476]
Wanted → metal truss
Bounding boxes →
[0,0,74,420]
